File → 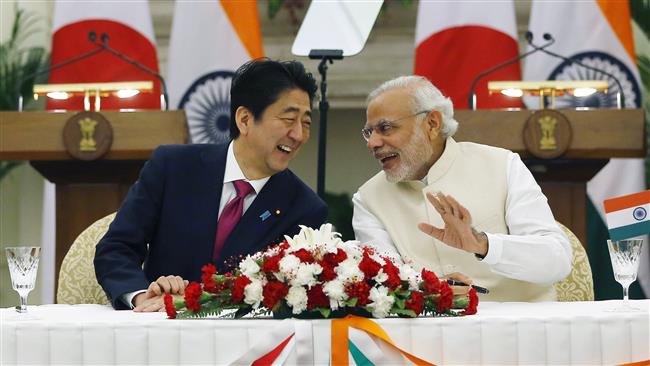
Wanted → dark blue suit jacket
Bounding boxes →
[94,143,327,309]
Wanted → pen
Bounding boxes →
[447,279,490,294]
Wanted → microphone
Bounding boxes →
[88,31,169,110]
[468,34,555,110]
[526,32,625,109]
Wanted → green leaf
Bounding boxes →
[391,308,417,318]
[344,298,358,307]
[394,298,405,309]
[316,307,331,318]
[453,296,469,309]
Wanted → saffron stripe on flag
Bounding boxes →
[604,190,650,213]
[609,221,650,241]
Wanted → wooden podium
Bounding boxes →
[0,111,188,287]
[454,109,645,245]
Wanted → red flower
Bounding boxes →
[465,288,479,315]
[436,280,453,313]
[345,281,371,306]
[278,240,290,251]
[320,249,347,281]
[307,284,329,309]
[262,254,282,273]
[164,293,177,319]
[421,269,441,294]
[231,276,252,303]
[201,264,219,293]
[262,280,289,309]
[293,248,315,263]
[184,282,203,312]
[405,291,424,316]
[382,259,401,290]
[359,253,381,279]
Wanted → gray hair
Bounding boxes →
[367,76,458,138]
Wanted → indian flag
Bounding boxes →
[605,190,650,241]
[166,0,263,144]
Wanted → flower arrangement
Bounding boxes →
[164,224,478,319]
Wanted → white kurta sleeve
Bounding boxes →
[480,153,572,284]
[352,191,403,262]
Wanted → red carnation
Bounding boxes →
[359,253,381,279]
[201,264,219,293]
[293,248,315,263]
[345,281,371,306]
[465,288,479,315]
[382,259,401,290]
[320,249,348,281]
[405,291,424,316]
[320,261,337,281]
[278,240,290,251]
[436,280,453,313]
[184,282,203,312]
[307,284,329,309]
[421,269,441,294]
[262,254,282,273]
[262,280,289,309]
[231,276,252,303]
[164,293,177,319]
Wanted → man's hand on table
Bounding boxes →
[133,275,189,312]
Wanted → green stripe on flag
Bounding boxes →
[587,199,646,299]
[349,340,375,366]
[609,221,650,241]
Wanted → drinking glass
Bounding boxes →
[607,239,643,312]
[5,246,41,313]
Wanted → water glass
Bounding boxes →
[607,239,643,312]
[5,246,41,313]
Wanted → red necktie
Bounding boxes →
[213,180,254,261]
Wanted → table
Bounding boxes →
[2,301,649,365]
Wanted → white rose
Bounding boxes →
[286,285,308,314]
[293,263,322,288]
[243,278,263,308]
[399,264,421,291]
[239,256,260,278]
[335,258,364,283]
[279,254,301,277]
[368,286,394,318]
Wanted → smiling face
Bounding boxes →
[365,87,443,182]
[234,88,312,179]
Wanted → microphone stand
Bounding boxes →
[527,33,625,109]
[309,49,343,199]
[90,32,169,110]
[468,32,555,110]
[16,47,104,111]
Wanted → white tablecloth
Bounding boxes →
[2,300,649,365]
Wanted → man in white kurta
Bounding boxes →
[353,76,572,301]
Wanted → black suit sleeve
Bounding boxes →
[94,146,167,309]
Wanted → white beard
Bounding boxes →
[384,125,434,183]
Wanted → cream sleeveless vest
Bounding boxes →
[359,138,556,301]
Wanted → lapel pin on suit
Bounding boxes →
[260,210,271,221]
[275,209,281,216]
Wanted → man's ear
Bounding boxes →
[235,106,254,136]
[427,110,443,134]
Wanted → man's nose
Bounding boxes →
[366,131,383,150]
[288,122,305,142]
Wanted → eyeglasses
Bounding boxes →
[361,110,430,141]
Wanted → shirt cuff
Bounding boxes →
[122,290,147,309]
[479,232,503,265]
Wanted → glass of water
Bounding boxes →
[607,239,643,312]
[5,246,41,313]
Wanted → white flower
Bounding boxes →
[399,264,420,291]
[243,278,263,308]
[285,224,344,259]
[340,241,363,260]
[373,269,388,284]
[335,257,364,283]
[239,256,260,278]
[368,286,394,318]
[279,254,301,278]
[286,285,308,314]
[323,279,348,310]
[293,263,322,288]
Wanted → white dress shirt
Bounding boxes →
[352,152,572,285]
[123,142,270,307]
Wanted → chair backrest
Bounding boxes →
[554,222,594,301]
[57,213,115,305]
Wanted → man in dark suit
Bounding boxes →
[94,59,327,311]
